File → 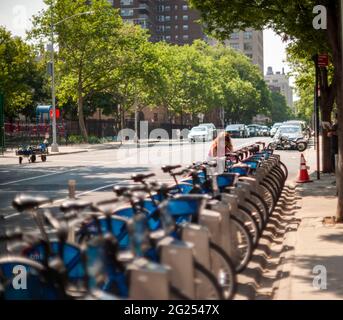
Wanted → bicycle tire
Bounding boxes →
[279,161,289,180]
[262,177,278,202]
[260,181,277,213]
[193,261,224,300]
[251,191,269,225]
[237,204,260,246]
[230,215,253,272]
[169,285,192,300]
[266,172,282,197]
[245,198,264,232]
[209,241,237,300]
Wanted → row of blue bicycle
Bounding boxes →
[0,141,288,300]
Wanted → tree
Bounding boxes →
[189,0,343,219]
[31,0,140,141]
[0,27,48,119]
[270,91,293,123]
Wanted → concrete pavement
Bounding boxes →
[273,173,343,300]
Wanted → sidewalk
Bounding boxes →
[275,173,343,299]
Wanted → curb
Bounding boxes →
[0,140,166,158]
[48,150,89,156]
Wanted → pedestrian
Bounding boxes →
[208,131,233,158]
[327,113,338,173]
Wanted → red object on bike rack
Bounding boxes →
[296,154,313,183]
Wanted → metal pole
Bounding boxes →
[314,55,320,180]
[50,8,59,152]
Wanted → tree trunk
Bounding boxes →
[120,104,125,130]
[327,0,343,220]
[77,88,88,142]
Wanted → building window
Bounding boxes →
[175,5,178,10]
[273,80,278,83]
[165,15,171,22]
[230,32,239,40]
[165,25,171,31]
[183,15,189,21]
[244,31,253,40]
[165,5,171,12]
[183,34,189,40]
[175,15,178,20]
[120,0,133,5]
[175,25,178,30]
[165,35,171,41]
[182,5,188,10]
[157,15,165,22]
[121,8,134,16]
[246,53,253,59]
[183,25,189,31]
[230,43,240,50]
[243,42,253,51]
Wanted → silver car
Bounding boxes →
[188,126,212,142]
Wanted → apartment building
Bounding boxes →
[224,28,264,73]
[106,1,264,128]
[112,0,202,44]
[264,66,294,110]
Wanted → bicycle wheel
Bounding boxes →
[265,174,282,199]
[251,191,269,224]
[245,198,264,232]
[260,182,276,214]
[261,179,278,205]
[209,241,236,300]
[279,161,288,180]
[194,261,224,300]
[230,215,253,272]
[169,285,192,300]
[237,205,260,246]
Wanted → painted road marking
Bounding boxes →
[0,168,80,186]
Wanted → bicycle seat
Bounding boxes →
[12,194,51,212]
[131,173,155,183]
[161,165,181,173]
[60,199,91,213]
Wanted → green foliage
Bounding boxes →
[67,134,85,144]
[0,27,49,118]
[4,0,279,134]
[88,135,101,144]
[270,91,293,122]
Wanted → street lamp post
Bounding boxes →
[50,18,58,152]
[49,7,94,153]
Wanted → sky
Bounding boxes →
[0,0,296,96]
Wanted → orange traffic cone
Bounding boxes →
[296,153,313,183]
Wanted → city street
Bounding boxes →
[0,137,268,220]
[0,136,316,237]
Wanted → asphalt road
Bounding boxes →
[0,136,313,251]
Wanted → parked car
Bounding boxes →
[188,126,212,142]
[283,120,310,138]
[225,124,250,138]
[274,125,305,141]
[199,123,217,139]
[247,124,261,137]
[261,126,270,136]
[270,122,283,137]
